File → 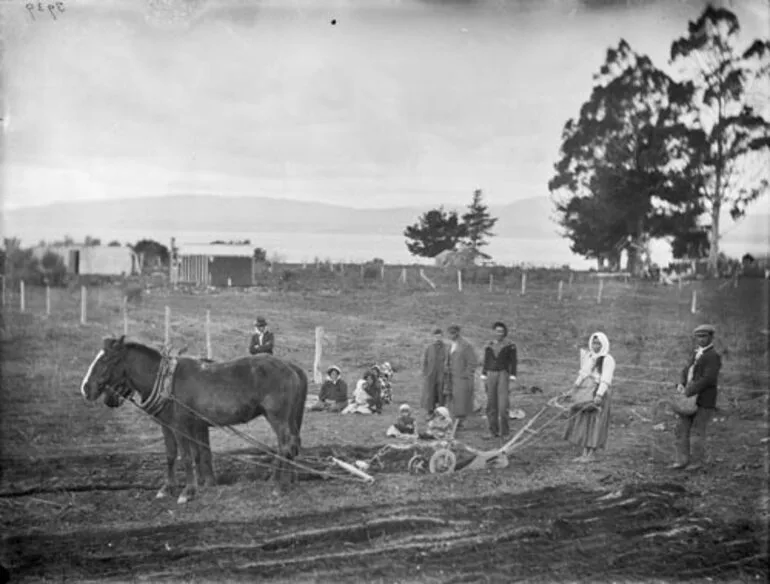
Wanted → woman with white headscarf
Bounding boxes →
[562,332,616,462]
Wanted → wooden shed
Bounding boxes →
[172,243,255,287]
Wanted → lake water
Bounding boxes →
[4,225,767,269]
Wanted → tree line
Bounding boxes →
[549,5,768,276]
[402,6,768,276]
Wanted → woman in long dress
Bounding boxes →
[562,332,616,463]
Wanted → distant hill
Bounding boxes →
[1,194,765,253]
[1,194,559,241]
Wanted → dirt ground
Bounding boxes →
[0,278,767,582]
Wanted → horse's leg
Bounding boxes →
[176,425,199,504]
[264,415,295,485]
[198,424,216,488]
[156,425,178,499]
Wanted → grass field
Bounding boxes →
[0,274,768,582]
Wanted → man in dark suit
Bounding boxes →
[249,316,274,355]
[671,324,721,471]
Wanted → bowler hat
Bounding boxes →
[693,324,715,335]
[255,316,268,326]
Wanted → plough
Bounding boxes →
[406,396,572,475]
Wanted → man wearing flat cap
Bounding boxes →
[672,324,721,471]
[249,316,274,355]
[421,327,448,420]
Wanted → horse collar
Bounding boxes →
[136,356,178,417]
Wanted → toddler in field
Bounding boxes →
[386,404,416,438]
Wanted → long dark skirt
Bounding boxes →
[564,395,612,450]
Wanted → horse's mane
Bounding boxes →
[120,341,162,359]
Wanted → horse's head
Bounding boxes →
[80,336,130,407]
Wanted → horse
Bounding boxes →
[80,335,308,504]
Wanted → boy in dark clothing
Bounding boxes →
[249,316,274,355]
[311,365,348,412]
[671,324,721,471]
[481,321,518,439]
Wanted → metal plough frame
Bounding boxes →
[412,396,575,475]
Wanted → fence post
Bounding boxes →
[380,264,385,281]
[457,269,463,292]
[313,326,323,384]
[419,269,437,290]
[360,264,364,279]
[123,296,129,336]
[597,278,604,304]
[46,285,51,316]
[400,267,406,284]
[558,280,563,302]
[520,271,527,295]
[20,280,26,312]
[678,277,682,291]
[691,289,697,314]
[489,273,494,292]
[205,309,212,360]
[569,272,574,288]
[80,286,87,324]
[164,306,171,347]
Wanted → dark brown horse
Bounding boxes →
[80,336,308,504]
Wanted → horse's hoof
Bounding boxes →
[177,494,189,504]
[156,490,167,499]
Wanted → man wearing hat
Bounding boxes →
[672,324,722,471]
[249,316,274,355]
[311,365,348,412]
[421,327,448,420]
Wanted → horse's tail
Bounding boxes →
[287,362,308,456]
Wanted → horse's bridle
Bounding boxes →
[94,347,134,401]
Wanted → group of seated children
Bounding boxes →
[385,404,455,441]
[310,364,394,414]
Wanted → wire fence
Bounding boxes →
[2,276,765,402]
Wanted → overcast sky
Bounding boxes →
[1,0,768,211]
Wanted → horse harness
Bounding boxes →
[108,353,179,417]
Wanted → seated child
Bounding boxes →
[342,371,381,415]
[419,406,454,441]
[310,365,348,412]
[386,404,416,438]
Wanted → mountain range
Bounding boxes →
[1,194,767,249]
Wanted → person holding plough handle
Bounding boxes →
[561,332,616,463]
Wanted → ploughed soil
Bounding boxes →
[1,447,767,583]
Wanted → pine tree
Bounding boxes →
[461,189,498,260]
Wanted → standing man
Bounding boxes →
[249,316,274,355]
[671,324,721,471]
[421,328,448,421]
[446,324,478,431]
[481,321,518,439]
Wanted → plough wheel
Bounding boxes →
[429,448,457,474]
[408,454,428,475]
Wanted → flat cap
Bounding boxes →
[433,328,443,335]
[255,316,267,326]
[693,324,715,335]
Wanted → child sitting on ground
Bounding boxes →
[310,365,348,413]
[419,406,454,441]
[386,404,416,438]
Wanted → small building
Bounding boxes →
[172,243,256,287]
[33,245,137,276]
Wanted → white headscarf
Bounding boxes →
[589,332,610,357]
[577,331,615,396]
